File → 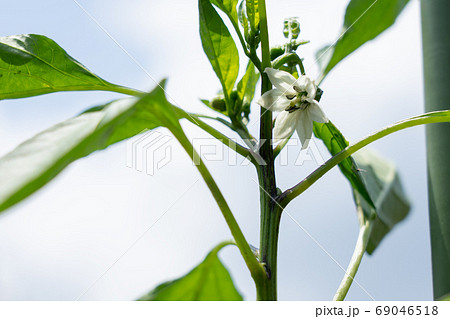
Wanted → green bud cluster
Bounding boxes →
[283,17,301,40]
[238,0,261,50]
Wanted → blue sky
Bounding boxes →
[0,0,431,300]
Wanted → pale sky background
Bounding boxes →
[0,0,431,300]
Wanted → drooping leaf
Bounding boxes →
[0,81,180,213]
[236,60,259,120]
[353,149,410,254]
[0,34,126,100]
[313,121,375,213]
[199,0,239,104]
[138,242,243,301]
[316,0,410,80]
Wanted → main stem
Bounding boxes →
[256,0,280,301]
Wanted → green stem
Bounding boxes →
[226,15,263,71]
[107,86,145,97]
[106,86,257,163]
[191,114,235,130]
[272,53,305,75]
[210,239,236,255]
[259,1,271,71]
[174,109,255,162]
[231,19,251,56]
[333,219,373,301]
[279,111,450,207]
[273,133,293,158]
[228,18,262,72]
[256,0,279,301]
[173,128,266,288]
[421,0,450,300]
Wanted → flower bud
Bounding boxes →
[210,95,227,112]
[283,17,301,40]
[290,20,300,39]
[283,19,290,38]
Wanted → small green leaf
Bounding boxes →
[199,0,240,105]
[0,81,179,214]
[237,60,259,120]
[211,0,239,26]
[238,1,250,39]
[353,149,410,254]
[246,0,260,34]
[0,34,126,100]
[316,0,410,80]
[200,98,212,108]
[313,121,375,213]
[138,242,243,301]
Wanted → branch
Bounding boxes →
[279,110,450,207]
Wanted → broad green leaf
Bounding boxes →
[236,60,259,120]
[313,121,375,212]
[199,0,240,104]
[0,34,126,100]
[211,0,239,26]
[353,149,410,254]
[246,0,259,33]
[0,81,180,213]
[138,242,243,301]
[316,0,410,80]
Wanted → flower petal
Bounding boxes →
[265,68,297,95]
[296,112,313,149]
[273,111,298,141]
[304,78,317,100]
[308,100,328,123]
[292,76,308,91]
[257,89,291,112]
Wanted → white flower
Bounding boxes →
[257,68,328,149]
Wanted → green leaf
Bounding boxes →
[211,0,239,26]
[199,0,240,105]
[316,0,410,80]
[236,60,259,120]
[138,242,243,301]
[353,149,410,254]
[0,34,127,100]
[0,81,180,213]
[313,121,375,213]
[238,1,250,40]
[246,0,260,34]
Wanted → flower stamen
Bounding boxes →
[257,68,328,147]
